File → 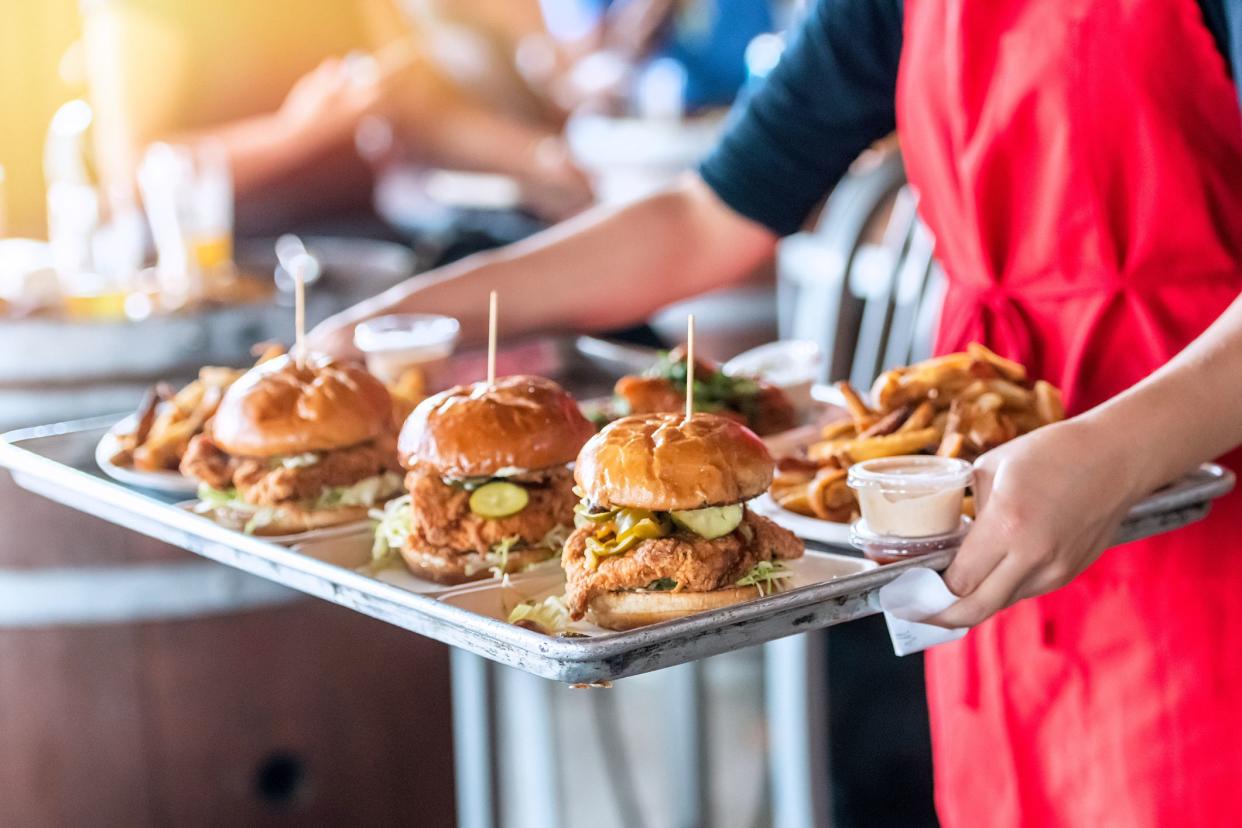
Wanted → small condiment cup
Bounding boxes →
[849,517,971,564]
[354,313,460,387]
[847,456,973,539]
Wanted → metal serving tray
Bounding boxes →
[1,337,1235,683]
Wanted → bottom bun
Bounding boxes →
[207,503,371,536]
[400,543,558,585]
[587,586,766,631]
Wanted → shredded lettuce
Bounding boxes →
[198,471,403,537]
[471,524,572,578]
[539,523,571,552]
[735,560,795,597]
[487,535,522,578]
[507,595,570,634]
[316,471,404,509]
[368,494,412,570]
[195,484,278,534]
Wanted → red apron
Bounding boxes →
[897,1,1242,825]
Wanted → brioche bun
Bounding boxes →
[398,375,594,477]
[211,354,392,458]
[574,412,774,511]
[587,586,765,630]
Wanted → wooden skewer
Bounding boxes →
[685,314,695,420]
[293,262,307,369]
[487,290,498,386]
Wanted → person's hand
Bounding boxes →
[924,417,1144,628]
[517,137,595,221]
[308,308,367,362]
[276,55,392,152]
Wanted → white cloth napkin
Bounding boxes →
[873,567,969,656]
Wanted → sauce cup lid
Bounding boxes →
[847,455,973,492]
[354,314,460,354]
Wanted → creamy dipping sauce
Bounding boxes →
[847,456,972,539]
[354,314,460,385]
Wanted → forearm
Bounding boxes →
[326,175,776,342]
[1080,293,1242,496]
[396,85,558,180]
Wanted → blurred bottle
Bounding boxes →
[138,141,234,307]
[45,99,133,319]
[187,140,234,272]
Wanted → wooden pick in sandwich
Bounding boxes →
[685,314,696,420]
[293,259,308,369]
[487,289,498,387]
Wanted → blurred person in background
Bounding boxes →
[526,0,779,114]
[313,0,1242,824]
[81,0,593,236]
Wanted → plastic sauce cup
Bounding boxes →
[354,314,460,387]
[847,456,973,539]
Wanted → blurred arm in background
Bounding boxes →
[83,0,591,230]
[309,173,777,356]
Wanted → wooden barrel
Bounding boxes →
[0,471,456,827]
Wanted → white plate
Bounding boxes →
[749,493,854,548]
[435,549,876,634]
[95,422,200,495]
[175,500,374,546]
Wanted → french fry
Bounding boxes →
[823,478,856,509]
[909,359,972,392]
[776,456,823,476]
[809,469,848,520]
[967,343,1027,383]
[958,380,989,401]
[869,369,906,411]
[838,426,942,462]
[775,489,814,516]
[836,381,877,431]
[1034,380,1064,424]
[974,391,1005,413]
[1010,410,1044,434]
[986,378,1034,409]
[898,400,936,432]
[968,410,1017,451]
[967,359,1000,379]
[937,432,965,458]
[859,406,911,438]
[808,438,858,463]
[819,418,857,441]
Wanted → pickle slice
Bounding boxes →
[669,504,744,539]
[469,481,529,518]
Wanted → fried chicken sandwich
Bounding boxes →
[372,375,596,583]
[564,412,803,630]
[181,354,403,535]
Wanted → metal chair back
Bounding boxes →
[777,153,944,389]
